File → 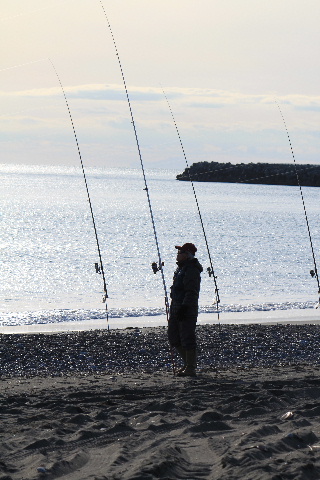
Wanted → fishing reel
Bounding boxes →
[310,270,320,304]
[152,261,164,274]
[94,263,108,303]
[207,267,216,278]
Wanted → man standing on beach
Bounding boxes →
[168,243,203,377]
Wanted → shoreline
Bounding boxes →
[0,308,319,334]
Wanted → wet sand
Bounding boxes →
[1,324,320,479]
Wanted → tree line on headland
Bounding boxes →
[176,161,320,187]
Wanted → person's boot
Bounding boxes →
[179,349,197,377]
[176,346,187,374]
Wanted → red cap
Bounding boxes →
[175,243,197,255]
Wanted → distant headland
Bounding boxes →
[176,161,320,187]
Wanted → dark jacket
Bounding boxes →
[170,258,203,315]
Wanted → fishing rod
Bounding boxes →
[161,86,221,319]
[276,100,320,306]
[98,3,170,318]
[49,59,109,320]
[98,3,177,373]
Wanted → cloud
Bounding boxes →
[1,82,319,106]
[1,81,320,169]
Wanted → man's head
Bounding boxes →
[175,243,197,262]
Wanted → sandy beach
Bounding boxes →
[2,323,320,479]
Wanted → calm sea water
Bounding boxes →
[1,163,319,327]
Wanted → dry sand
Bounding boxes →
[2,324,320,479]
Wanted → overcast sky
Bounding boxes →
[1,0,320,170]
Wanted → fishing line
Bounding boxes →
[98,3,170,319]
[276,100,320,305]
[0,1,66,22]
[0,59,48,73]
[161,86,220,319]
[49,59,109,319]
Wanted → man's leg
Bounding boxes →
[168,309,186,372]
[178,317,197,377]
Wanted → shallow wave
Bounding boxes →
[0,301,317,327]
[202,300,317,313]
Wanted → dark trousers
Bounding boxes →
[168,313,197,350]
